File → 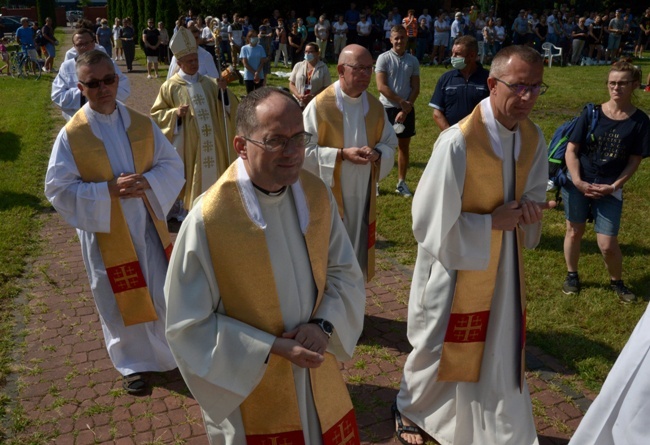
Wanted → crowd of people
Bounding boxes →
[37,3,650,445]
[160,4,650,70]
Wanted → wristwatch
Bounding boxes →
[309,318,334,338]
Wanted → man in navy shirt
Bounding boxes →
[429,35,489,131]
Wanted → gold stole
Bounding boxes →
[313,84,384,281]
[202,163,360,445]
[437,105,537,384]
[66,107,173,326]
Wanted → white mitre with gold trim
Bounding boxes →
[169,27,197,59]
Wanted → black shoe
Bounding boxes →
[562,273,580,295]
[610,280,636,304]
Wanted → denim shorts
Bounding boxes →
[561,181,622,236]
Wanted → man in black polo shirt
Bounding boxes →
[429,35,489,131]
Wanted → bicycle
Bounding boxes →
[8,48,42,80]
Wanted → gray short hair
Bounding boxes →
[490,45,543,78]
[76,50,114,77]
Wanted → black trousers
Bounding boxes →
[123,40,135,71]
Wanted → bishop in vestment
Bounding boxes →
[303,44,397,281]
[394,46,555,445]
[165,88,366,444]
[45,50,185,393]
[151,27,237,211]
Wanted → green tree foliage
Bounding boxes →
[35,0,57,28]
[123,0,136,22]
[108,0,123,23]
[157,0,181,34]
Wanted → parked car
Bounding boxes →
[66,10,83,24]
[0,16,21,35]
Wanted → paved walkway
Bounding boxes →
[7,28,594,444]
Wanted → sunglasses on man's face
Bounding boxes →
[79,74,118,89]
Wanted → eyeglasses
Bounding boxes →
[343,64,374,74]
[74,40,94,49]
[494,77,548,97]
[608,80,633,88]
[243,132,312,152]
[79,74,118,89]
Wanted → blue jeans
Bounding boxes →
[562,181,623,236]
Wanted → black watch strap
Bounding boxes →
[309,318,334,338]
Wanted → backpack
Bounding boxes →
[35,30,46,47]
[547,103,599,193]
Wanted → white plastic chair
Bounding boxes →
[542,42,563,67]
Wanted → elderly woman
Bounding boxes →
[288,42,331,108]
[562,61,650,302]
[240,30,267,93]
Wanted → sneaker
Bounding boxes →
[610,280,636,304]
[562,273,580,295]
[147,74,152,79]
[396,181,413,197]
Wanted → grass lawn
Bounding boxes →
[0,41,649,443]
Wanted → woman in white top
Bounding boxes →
[112,18,123,61]
[332,16,348,59]
[201,17,217,62]
[432,12,450,65]
[383,12,395,50]
[289,42,331,108]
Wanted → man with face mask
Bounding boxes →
[151,27,238,213]
[429,35,489,131]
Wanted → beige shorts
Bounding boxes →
[115,39,123,49]
[146,56,158,64]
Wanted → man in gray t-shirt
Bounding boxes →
[376,25,420,197]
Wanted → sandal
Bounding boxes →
[392,402,424,445]
[122,373,147,394]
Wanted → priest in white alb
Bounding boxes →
[52,28,130,121]
[44,50,184,394]
[151,26,237,213]
[164,88,366,444]
[393,46,555,445]
[303,44,396,282]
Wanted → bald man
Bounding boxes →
[303,44,397,281]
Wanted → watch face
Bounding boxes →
[322,320,334,335]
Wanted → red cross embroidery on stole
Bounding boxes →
[323,409,360,445]
[106,261,147,294]
[444,311,490,343]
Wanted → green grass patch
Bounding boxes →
[0,73,56,439]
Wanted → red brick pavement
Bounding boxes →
[7,28,594,444]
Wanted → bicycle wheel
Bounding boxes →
[21,59,41,80]
[8,53,19,78]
